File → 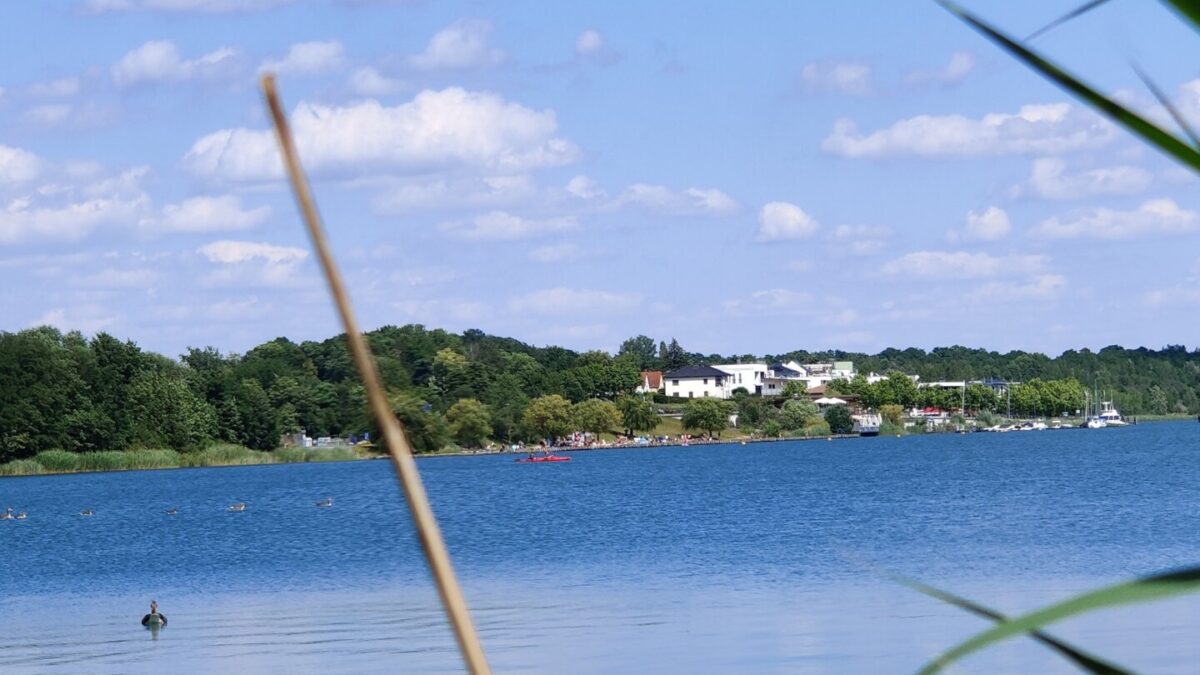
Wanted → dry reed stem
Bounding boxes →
[260,74,491,675]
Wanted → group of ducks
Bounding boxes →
[3,498,334,520]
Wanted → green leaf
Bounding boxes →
[1161,0,1200,32]
[938,0,1200,175]
[917,565,1200,674]
[1026,0,1114,41]
[895,575,1131,675]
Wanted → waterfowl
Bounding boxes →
[315,497,333,508]
[141,600,167,627]
[165,507,178,516]
[14,512,26,520]
[0,507,13,520]
[80,509,94,517]
[227,503,246,512]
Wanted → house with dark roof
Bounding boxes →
[663,365,732,399]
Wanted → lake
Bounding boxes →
[2,422,1199,673]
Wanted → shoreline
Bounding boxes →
[3,415,1193,477]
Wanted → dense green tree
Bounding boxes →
[616,395,659,436]
[127,368,216,451]
[779,399,820,431]
[824,405,854,434]
[572,398,622,439]
[618,335,659,371]
[378,392,448,453]
[682,398,732,438]
[522,394,573,442]
[446,398,492,447]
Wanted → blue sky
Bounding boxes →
[3,0,1200,359]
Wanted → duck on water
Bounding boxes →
[141,600,167,627]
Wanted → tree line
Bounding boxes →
[2,325,1197,462]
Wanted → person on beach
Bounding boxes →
[141,600,168,627]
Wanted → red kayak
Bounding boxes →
[515,454,571,463]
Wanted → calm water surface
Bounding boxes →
[2,422,1199,673]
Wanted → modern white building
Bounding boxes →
[714,363,770,395]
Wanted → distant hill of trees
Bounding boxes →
[1,325,1196,461]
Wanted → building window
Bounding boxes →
[688,392,694,398]
[703,391,709,397]
[672,380,679,386]
[703,378,708,385]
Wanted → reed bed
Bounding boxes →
[0,443,364,476]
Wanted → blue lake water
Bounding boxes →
[2,422,1199,673]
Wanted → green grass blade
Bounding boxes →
[1131,62,1200,148]
[938,0,1200,175]
[1161,0,1200,32]
[896,575,1132,675]
[1026,0,1114,41]
[917,565,1200,674]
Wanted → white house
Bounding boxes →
[714,363,770,395]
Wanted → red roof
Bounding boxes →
[641,370,663,389]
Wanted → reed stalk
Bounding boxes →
[260,74,491,675]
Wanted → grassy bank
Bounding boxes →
[0,443,366,477]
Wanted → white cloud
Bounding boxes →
[1144,285,1200,307]
[1018,157,1152,200]
[528,243,582,263]
[73,268,158,289]
[409,19,504,70]
[21,102,113,129]
[31,306,117,334]
[823,103,1114,158]
[371,174,543,213]
[0,145,43,183]
[785,259,811,272]
[0,193,149,244]
[83,0,294,12]
[259,41,345,76]
[955,206,1011,242]
[509,287,641,314]
[348,67,404,96]
[882,251,1048,280]
[155,195,271,233]
[756,201,818,241]
[22,105,72,126]
[724,288,814,316]
[184,88,580,180]
[905,51,975,87]
[576,30,604,56]
[438,211,577,241]
[967,274,1066,301]
[566,175,606,200]
[831,223,889,254]
[799,61,873,96]
[616,183,738,216]
[27,77,81,98]
[198,239,306,265]
[197,239,308,287]
[112,41,241,87]
[1033,199,1199,240]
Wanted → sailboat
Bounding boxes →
[1083,389,1107,429]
